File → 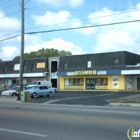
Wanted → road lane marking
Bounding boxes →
[45,93,116,104]
[44,95,96,104]
[82,109,140,114]
[97,93,115,96]
[0,128,47,137]
[0,109,140,126]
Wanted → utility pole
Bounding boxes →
[17,0,24,100]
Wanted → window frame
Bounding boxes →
[3,66,7,72]
[113,58,119,67]
[87,61,92,68]
[31,64,36,71]
[63,63,67,69]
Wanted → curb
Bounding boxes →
[0,97,21,103]
[110,103,140,107]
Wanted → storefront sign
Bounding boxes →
[112,75,119,88]
[74,70,96,75]
[67,72,74,76]
[0,73,44,78]
[97,71,107,75]
[51,73,57,78]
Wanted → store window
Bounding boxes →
[86,78,108,90]
[64,78,84,89]
[87,61,91,68]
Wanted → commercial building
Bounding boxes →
[0,57,59,89]
[57,51,140,91]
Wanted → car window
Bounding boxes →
[10,86,19,90]
[39,86,44,90]
[43,86,48,89]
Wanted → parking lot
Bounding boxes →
[29,91,140,106]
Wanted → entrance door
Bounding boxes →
[86,79,95,89]
[137,78,140,90]
[51,79,57,88]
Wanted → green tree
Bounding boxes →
[0,59,2,62]
[13,48,72,60]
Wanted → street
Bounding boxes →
[30,91,139,106]
[0,103,140,140]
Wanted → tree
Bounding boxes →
[0,59,2,62]
[13,48,72,60]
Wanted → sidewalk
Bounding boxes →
[0,96,21,103]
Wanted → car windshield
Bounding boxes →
[10,86,19,90]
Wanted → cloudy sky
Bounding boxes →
[0,0,140,60]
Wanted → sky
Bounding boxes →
[0,0,140,61]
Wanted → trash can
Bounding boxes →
[20,91,31,102]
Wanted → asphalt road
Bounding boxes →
[0,103,139,140]
[0,91,140,106]
[30,91,140,106]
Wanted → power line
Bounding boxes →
[0,18,140,42]
[26,0,70,10]
[27,7,138,12]
[0,0,14,6]
[25,9,140,31]
[26,19,140,34]
[0,34,20,42]
[41,36,83,54]
[0,10,20,20]
[2,2,19,9]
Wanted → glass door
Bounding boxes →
[86,78,95,89]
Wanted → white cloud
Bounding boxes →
[25,38,84,55]
[68,0,84,7]
[88,4,140,54]
[0,46,19,61]
[32,11,96,35]
[35,0,84,7]
[0,10,20,36]
[0,33,84,60]
[82,24,97,35]
[32,11,72,27]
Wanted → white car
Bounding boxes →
[1,86,19,96]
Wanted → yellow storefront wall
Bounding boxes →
[59,75,125,91]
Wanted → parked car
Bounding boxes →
[27,85,58,93]
[1,86,19,96]
[3,84,17,90]
[25,85,55,99]
[46,86,58,93]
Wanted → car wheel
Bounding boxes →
[12,93,16,96]
[48,92,52,97]
[32,93,37,99]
